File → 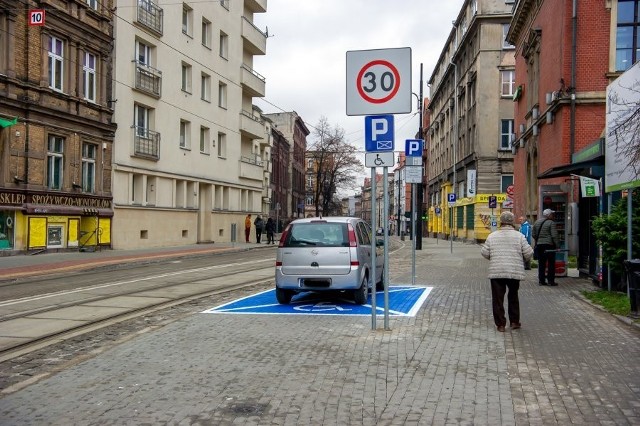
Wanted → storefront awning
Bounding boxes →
[537,157,604,180]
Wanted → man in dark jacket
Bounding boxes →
[532,209,560,286]
[254,215,265,243]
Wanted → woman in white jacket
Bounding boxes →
[481,211,534,332]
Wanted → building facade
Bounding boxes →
[268,122,289,230]
[426,0,516,242]
[507,0,612,278]
[0,0,116,253]
[263,112,309,221]
[111,0,268,248]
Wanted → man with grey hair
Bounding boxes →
[532,209,560,286]
[481,211,534,332]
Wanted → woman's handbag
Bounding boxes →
[533,245,539,260]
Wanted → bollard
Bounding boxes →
[623,259,640,318]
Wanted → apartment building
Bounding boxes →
[426,0,516,242]
[263,112,309,221]
[0,0,116,253]
[507,0,611,278]
[111,0,268,248]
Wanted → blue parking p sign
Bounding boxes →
[365,115,394,152]
[405,139,423,157]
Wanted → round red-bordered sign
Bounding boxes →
[356,60,401,104]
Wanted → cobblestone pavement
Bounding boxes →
[1,238,639,425]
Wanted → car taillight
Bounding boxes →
[351,261,359,266]
[278,224,291,248]
[347,223,358,247]
[275,261,282,266]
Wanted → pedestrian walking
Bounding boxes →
[254,215,265,243]
[519,216,532,270]
[265,217,276,244]
[481,211,534,332]
[244,214,252,243]
[532,209,559,286]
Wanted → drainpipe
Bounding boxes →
[570,0,577,158]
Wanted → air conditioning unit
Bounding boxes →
[545,92,553,105]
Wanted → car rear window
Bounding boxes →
[283,223,349,247]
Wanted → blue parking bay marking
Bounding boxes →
[201,286,432,316]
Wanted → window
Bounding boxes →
[500,119,514,150]
[219,31,228,59]
[136,40,151,66]
[182,4,192,36]
[307,158,314,168]
[501,175,514,193]
[217,132,226,157]
[83,52,96,102]
[500,70,515,97]
[202,18,211,48]
[181,62,191,93]
[502,24,515,49]
[218,82,227,108]
[47,136,64,190]
[201,73,210,101]
[82,143,96,193]
[616,0,640,71]
[180,120,190,149]
[48,36,64,91]
[135,104,150,136]
[220,0,229,10]
[200,126,210,154]
[87,0,98,10]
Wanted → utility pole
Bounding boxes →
[416,63,424,250]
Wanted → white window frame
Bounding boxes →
[48,36,64,91]
[87,0,98,10]
[500,119,514,150]
[135,104,150,136]
[180,120,190,149]
[218,82,227,108]
[181,62,192,93]
[83,52,97,102]
[201,73,210,101]
[82,143,96,193]
[500,70,515,97]
[219,31,228,59]
[200,126,210,154]
[136,40,151,66]
[47,135,64,190]
[217,132,226,157]
[202,18,211,48]
[182,4,192,36]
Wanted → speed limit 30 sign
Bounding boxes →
[346,47,411,116]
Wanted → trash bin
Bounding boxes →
[623,259,640,318]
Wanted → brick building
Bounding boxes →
[0,0,116,252]
[507,0,613,277]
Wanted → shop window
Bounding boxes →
[0,212,14,249]
[82,143,96,193]
[47,135,64,190]
[47,224,64,248]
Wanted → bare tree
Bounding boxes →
[308,117,363,216]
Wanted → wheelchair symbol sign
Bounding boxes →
[294,302,352,312]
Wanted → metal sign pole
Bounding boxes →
[412,183,416,285]
[383,166,390,329]
[370,167,377,330]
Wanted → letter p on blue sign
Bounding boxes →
[405,139,423,157]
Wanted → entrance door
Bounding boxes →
[47,224,65,248]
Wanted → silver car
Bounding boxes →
[275,217,384,304]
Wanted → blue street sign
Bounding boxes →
[447,193,456,204]
[405,139,424,157]
[364,115,394,152]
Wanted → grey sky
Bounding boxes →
[254,0,464,187]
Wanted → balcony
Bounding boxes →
[136,0,163,36]
[239,155,263,181]
[240,64,266,97]
[134,61,162,98]
[241,17,267,55]
[133,127,160,160]
[239,110,265,139]
[245,0,267,13]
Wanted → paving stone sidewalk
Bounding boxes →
[0,238,639,425]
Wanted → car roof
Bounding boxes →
[289,217,361,225]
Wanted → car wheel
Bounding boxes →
[353,276,368,305]
[275,287,293,304]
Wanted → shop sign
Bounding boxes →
[0,191,111,209]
